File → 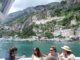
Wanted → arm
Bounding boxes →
[58,55,62,60]
[68,54,76,60]
[68,57,75,60]
[32,55,34,60]
[41,53,47,57]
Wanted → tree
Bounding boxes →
[19,24,36,38]
[44,32,53,38]
[61,1,67,5]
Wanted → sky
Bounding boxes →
[8,0,62,14]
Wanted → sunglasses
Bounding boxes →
[50,50,53,51]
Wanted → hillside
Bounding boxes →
[1,0,80,38]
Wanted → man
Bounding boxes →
[46,46,59,60]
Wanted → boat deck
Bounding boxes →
[0,57,80,60]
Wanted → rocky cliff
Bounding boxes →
[2,0,80,38]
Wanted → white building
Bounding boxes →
[71,19,77,26]
[53,30,61,36]
[61,29,74,38]
[53,29,74,38]
[76,27,80,37]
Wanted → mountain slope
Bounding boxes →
[2,0,80,38]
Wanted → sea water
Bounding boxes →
[0,40,80,58]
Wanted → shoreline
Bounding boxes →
[0,38,80,42]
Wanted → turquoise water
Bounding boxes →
[0,40,80,58]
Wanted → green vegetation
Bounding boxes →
[44,32,54,38]
[17,24,36,38]
[0,29,16,36]
[3,0,80,38]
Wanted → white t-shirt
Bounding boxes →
[60,53,75,60]
[32,55,44,60]
[48,53,59,60]
[67,54,75,60]
[60,53,68,60]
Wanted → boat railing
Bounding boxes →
[0,57,80,60]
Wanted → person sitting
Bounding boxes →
[5,47,18,60]
[46,46,59,60]
[32,47,46,60]
[59,45,75,60]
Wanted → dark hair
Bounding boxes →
[66,51,72,55]
[33,47,42,57]
[9,47,17,60]
[9,47,17,55]
[51,46,57,52]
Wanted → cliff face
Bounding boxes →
[62,0,80,8]
[5,2,58,31]
[63,0,80,3]
[2,0,80,36]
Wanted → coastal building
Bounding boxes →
[52,30,61,36]
[71,19,77,26]
[60,29,74,38]
[53,29,74,38]
[76,27,80,37]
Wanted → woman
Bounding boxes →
[59,45,75,60]
[32,47,45,60]
[5,47,18,60]
[46,46,59,60]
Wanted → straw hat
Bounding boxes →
[61,45,72,52]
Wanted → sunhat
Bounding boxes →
[61,45,72,52]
